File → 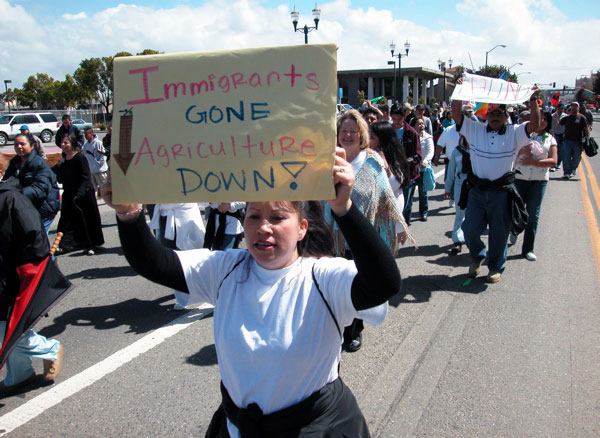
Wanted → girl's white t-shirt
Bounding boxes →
[176,249,388,437]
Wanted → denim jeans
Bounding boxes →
[42,215,56,235]
[416,173,429,218]
[514,179,547,255]
[462,187,511,273]
[562,139,583,176]
[452,206,466,244]
[402,180,417,225]
[554,134,564,167]
[0,324,60,385]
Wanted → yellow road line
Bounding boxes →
[579,156,600,284]
[582,155,600,210]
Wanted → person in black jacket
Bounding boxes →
[52,135,104,255]
[0,154,64,395]
[3,133,60,233]
[390,104,422,225]
[54,115,84,149]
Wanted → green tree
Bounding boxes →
[475,65,517,83]
[451,65,472,83]
[74,57,103,106]
[356,90,365,107]
[20,74,56,108]
[593,70,600,96]
[97,57,114,114]
[0,88,19,110]
[137,49,161,56]
[52,75,79,109]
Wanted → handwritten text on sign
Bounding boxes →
[451,73,534,104]
[111,44,337,203]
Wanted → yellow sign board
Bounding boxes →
[111,44,337,203]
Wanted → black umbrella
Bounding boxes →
[0,235,73,369]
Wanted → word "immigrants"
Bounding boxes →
[127,64,320,106]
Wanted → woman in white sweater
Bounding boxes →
[413,117,435,221]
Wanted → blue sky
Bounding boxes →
[2,0,599,91]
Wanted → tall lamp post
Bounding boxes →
[506,62,522,80]
[291,4,321,44]
[390,40,410,103]
[485,44,506,69]
[507,62,522,71]
[437,58,453,105]
[387,61,396,104]
[3,79,11,112]
[516,72,531,78]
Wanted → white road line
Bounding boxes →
[0,304,214,436]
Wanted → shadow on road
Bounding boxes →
[186,344,218,367]
[39,295,176,337]
[65,265,135,280]
[390,273,488,306]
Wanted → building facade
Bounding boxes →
[337,67,453,107]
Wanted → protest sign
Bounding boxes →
[111,44,337,203]
[451,73,534,104]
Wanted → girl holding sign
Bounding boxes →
[102,147,400,437]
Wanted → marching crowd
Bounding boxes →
[0,83,596,436]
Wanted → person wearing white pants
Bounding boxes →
[149,203,206,310]
[444,136,470,254]
[0,324,63,390]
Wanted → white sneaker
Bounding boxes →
[525,252,537,261]
[173,302,187,311]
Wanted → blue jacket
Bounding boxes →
[3,150,60,220]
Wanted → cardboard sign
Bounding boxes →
[111,44,337,203]
[451,73,534,104]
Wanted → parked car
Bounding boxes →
[336,103,353,115]
[0,112,59,145]
[71,118,93,130]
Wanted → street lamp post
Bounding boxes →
[516,72,531,78]
[387,61,396,105]
[390,40,410,103]
[485,44,506,69]
[4,79,11,112]
[437,58,453,105]
[507,62,523,71]
[291,4,321,44]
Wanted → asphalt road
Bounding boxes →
[0,120,599,437]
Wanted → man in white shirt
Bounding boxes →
[82,127,108,195]
[451,86,541,283]
[437,124,460,206]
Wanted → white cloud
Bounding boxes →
[63,11,87,20]
[0,0,598,91]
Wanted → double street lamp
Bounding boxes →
[485,44,506,69]
[291,4,321,44]
[390,40,410,103]
[387,61,396,104]
[4,79,11,112]
[438,59,453,105]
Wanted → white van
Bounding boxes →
[0,113,60,145]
